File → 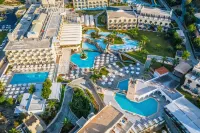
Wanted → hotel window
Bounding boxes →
[109,20,112,22]
[129,19,131,22]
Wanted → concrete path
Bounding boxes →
[159,0,198,65]
[45,87,78,133]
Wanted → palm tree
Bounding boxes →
[0,81,4,95]
[162,56,167,65]
[172,58,179,67]
[48,100,56,110]
[182,51,190,60]
[151,58,157,65]
[157,25,162,32]
[9,128,20,133]
[140,35,150,48]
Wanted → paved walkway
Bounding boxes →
[159,0,198,65]
[45,87,78,133]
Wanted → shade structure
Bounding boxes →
[113,62,116,66]
[101,82,105,85]
[102,75,106,78]
[137,68,140,71]
[120,69,123,72]
[110,78,114,81]
[119,73,123,76]
[131,67,134,70]
[108,65,111,68]
[131,71,134,74]
[137,63,140,66]
[129,64,133,67]
[116,65,119,68]
[136,72,139,75]
[104,78,108,81]
[114,71,118,74]
[125,67,128,69]
[108,82,112,85]
[126,70,129,73]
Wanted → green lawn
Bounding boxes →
[76,10,103,16]
[0,0,4,4]
[113,36,123,44]
[127,31,176,63]
[177,88,200,108]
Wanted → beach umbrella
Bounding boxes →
[110,78,114,81]
[108,82,112,85]
[129,64,133,67]
[120,73,123,77]
[101,82,105,85]
[13,95,17,99]
[136,72,139,75]
[23,83,27,87]
[120,68,123,72]
[113,62,116,66]
[126,70,129,74]
[137,63,140,66]
[104,78,108,81]
[8,95,12,98]
[108,65,111,68]
[12,88,15,91]
[131,67,134,70]
[16,88,20,91]
[137,68,140,71]
[102,75,106,78]
[13,84,17,87]
[112,75,115,78]
[125,67,128,70]
[131,71,134,74]
[18,84,22,87]
[116,65,119,68]
[4,92,8,95]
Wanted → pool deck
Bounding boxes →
[103,90,168,125]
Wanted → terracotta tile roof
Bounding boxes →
[155,66,169,75]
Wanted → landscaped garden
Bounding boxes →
[69,88,91,118]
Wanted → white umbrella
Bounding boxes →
[137,63,140,66]
[104,78,108,81]
[20,91,24,94]
[108,82,112,85]
[136,72,139,75]
[12,88,15,91]
[70,74,73,77]
[4,92,8,95]
[13,95,17,99]
[15,91,19,94]
[21,87,25,90]
[126,70,129,73]
[110,58,113,61]
[112,75,115,78]
[114,56,117,59]
[120,73,123,77]
[23,83,27,87]
[137,68,140,71]
[18,84,22,87]
[129,64,133,67]
[13,84,17,87]
[125,67,128,69]
[108,73,112,77]
[113,62,116,66]
[116,65,119,68]
[110,78,114,81]
[131,67,134,70]
[8,95,12,98]
[16,88,20,91]
[120,69,123,72]
[114,71,118,74]
[9,91,13,95]
[131,71,134,74]
[102,75,106,78]
[108,65,111,68]
[101,82,105,85]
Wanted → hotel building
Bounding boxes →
[135,5,172,30]
[77,105,133,133]
[73,0,108,9]
[4,39,56,65]
[107,10,138,30]
[183,62,200,96]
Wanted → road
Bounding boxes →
[45,87,78,133]
[159,0,198,65]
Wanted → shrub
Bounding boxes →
[41,79,52,99]
[28,84,35,94]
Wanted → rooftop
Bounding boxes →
[174,62,192,75]
[77,105,123,133]
[107,10,137,19]
[4,38,51,51]
[165,97,200,133]
[49,82,61,100]
[155,66,169,75]
[138,6,171,17]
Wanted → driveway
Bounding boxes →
[45,87,78,133]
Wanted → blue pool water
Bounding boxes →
[70,51,100,68]
[115,93,158,116]
[95,39,107,50]
[82,42,98,51]
[10,72,49,84]
[118,79,129,91]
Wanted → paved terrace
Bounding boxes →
[4,39,51,50]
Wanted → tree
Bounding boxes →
[9,128,20,133]
[28,84,35,94]
[176,44,183,50]
[48,100,56,110]
[157,25,162,32]
[182,51,190,60]
[155,44,161,50]
[41,79,52,99]
[140,35,150,47]
[0,82,4,95]
[62,118,73,133]
[194,37,200,47]
[188,24,196,33]
[128,28,138,37]
[6,98,13,105]
[151,58,157,65]
[185,0,192,5]
[0,95,5,104]
[162,56,167,65]
[172,58,179,67]
[14,121,19,128]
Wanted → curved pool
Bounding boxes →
[70,51,100,68]
[117,79,129,91]
[115,93,158,116]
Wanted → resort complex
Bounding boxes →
[0,0,200,133]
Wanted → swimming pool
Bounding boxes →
[82,42,98,51]
[10,72,49,84]
[70,51,100,68]
[115,93,158,116]
[117,79,129,91]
